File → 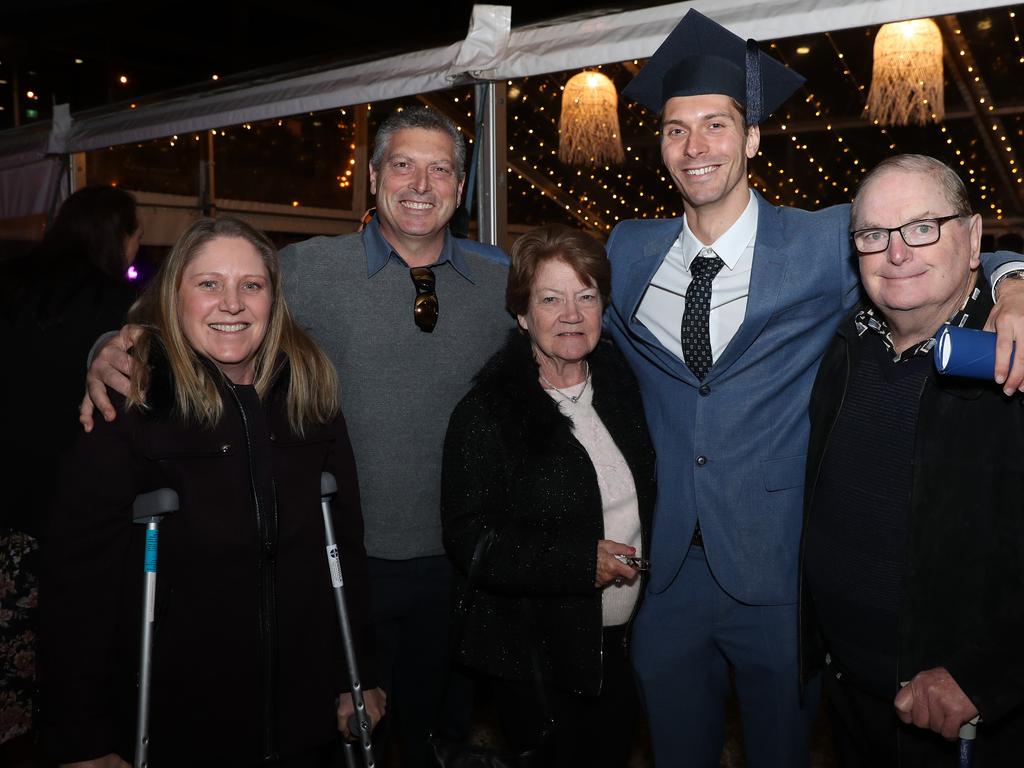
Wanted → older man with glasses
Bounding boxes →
[800,154,1024,768]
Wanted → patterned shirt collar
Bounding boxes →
[854,282,984,362]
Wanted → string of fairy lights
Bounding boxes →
[503,6,1024,233]
[504,66,689,230]
[755,35,875,206]
[89,6,1024,234]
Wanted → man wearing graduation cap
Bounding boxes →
[603,9,1024,766]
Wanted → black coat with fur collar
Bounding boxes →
[800,291,1024,762]
[39,352,372,766]
[441,330,655,696]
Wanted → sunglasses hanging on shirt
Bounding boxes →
[410,267,438,333]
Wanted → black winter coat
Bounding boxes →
[801,290,1024,761]
[39,354,373,767]
[441,331,656,696]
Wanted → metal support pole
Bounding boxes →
[353,104,370,216]
[475,81,507,248]
[200,130,217,218]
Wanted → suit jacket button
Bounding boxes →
[698,384,711,396]
[696,455,707,466]
[220,443,231,453]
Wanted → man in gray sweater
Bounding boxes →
[81,108,512,768]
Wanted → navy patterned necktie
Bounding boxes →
[681,248,725,381]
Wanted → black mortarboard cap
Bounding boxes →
[622,9,805,124]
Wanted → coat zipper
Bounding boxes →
[224,381,279,762]
[893,373,933,768]
[565,436,607,696]
[799,336,850,697]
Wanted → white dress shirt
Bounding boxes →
[636,192,759,363]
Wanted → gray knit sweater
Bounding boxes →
[279,224,511,559]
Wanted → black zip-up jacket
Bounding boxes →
[39,353,374,767]
[800,285,1024,760]
[441,331,656,696]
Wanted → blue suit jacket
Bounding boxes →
[607,193,1019,605]
[606,193,859,605]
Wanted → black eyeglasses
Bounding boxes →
[851,214,965,255]
[410,267,438,333]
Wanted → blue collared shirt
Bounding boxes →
[361,216,476,283]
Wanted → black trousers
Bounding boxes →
[491,625,639,768]
[367,555,472,768]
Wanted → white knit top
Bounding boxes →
[545,375,642,627]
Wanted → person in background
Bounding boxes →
[0,185,141,767]
[78,107,511,768]
[442,224,655,766]
[801,154,1024,767]
[38,216,383,768]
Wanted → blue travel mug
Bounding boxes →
[934,325,1016,380]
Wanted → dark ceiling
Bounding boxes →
[0,0,634,129]
[4,2,1024,240]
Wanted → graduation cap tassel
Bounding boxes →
[745,39,764,126]
[558,71,625,167]
[866,18,945,126]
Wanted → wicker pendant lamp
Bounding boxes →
[559,71,624,166]
[866,18,945,126]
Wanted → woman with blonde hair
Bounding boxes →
[40,216,383,768]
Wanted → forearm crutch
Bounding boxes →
[320,472,375,767]
[959,716,980,768]
[131,487,179,768]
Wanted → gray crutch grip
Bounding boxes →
[132,488,179,524]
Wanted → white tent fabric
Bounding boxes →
[0,117,65,220]
[489,0,1009,78]
[60,42,465,155]
[0,153,63,220]
[0,0,1010,218]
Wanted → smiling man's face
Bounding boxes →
[855,168,981,325]
[369,127,464,257]
[660,93,759,220]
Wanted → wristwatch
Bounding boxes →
[995,269,1024,293]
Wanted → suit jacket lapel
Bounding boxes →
[708,193,791,379]
[620,220,695,383]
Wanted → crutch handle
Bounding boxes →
[331,701,373,740]
[959,715,980,740]
[132,487,179,523]
[320,471,338,497]
[348,713,373,738]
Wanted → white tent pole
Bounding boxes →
[475,80,507,248]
